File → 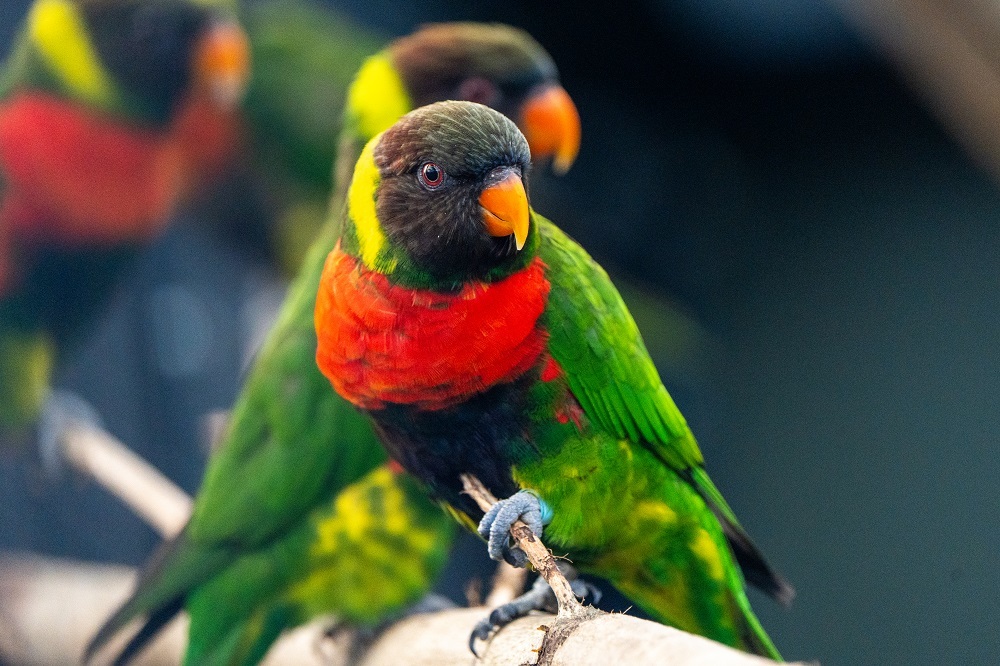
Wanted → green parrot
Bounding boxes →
[0,0,250,449]
[218,1,708,379]
[232,0,383,275]
[86,23,584,666]
[312,101,793,659]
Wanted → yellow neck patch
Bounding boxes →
[347,135,396,273]
[345,52,411,143]
[28,0,119,108]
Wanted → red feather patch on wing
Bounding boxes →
[0,92,181,244]
[315,246,551,411]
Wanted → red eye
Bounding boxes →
[419,162,445,189]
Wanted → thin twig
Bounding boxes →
[459,473,584,616]
[60,424,192,538]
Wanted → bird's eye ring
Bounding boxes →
[419,162,445,189]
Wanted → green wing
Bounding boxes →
[536,212,793,604]
[85,225,387,661]
[536,213,703,471]
[190,223,384,547]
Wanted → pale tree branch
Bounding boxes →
[60,423,191,538]
[0,555,806,666]
[833,0,1000,182]
[7,425,808,665]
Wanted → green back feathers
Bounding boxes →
[285,467,453,624]
[536,214,703,471]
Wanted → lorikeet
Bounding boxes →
[231,6,580,277]
[0,0,249,449]
[313,101,792,659]
[86,23,582,666]
[221,1,704,380]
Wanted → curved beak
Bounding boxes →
[192,19,251,109]
[479,168,530,251]
[519,84,581,175]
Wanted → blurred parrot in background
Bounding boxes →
[0,0,250,452]
[87,23,584,666]
[312,101,793,659]
[228,0,383,275]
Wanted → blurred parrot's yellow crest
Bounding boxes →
[28,0,119,107]
[346,53,411,143]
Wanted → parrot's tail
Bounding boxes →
[84,528,234,665]
[687,467,795,606]
[732,592,784,661]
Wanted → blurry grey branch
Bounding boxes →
[460,473,584,617]
[60,423,192,537]
[834,0,1000,182]
[0,554,802,666]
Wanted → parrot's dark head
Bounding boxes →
[347,22,579,176]
[25,0,250,124]
[345,101,535,289]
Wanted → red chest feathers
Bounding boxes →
[0,91,241,245]
[315,246,551,411]
[0,92,184,243]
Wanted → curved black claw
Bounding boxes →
[477,490,546,568]
[468,569,601,656]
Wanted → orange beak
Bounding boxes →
[519,84,581,175]
[479,169,530,251]
[192,19,251,109]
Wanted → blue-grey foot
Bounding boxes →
[468,565,601,655]
[477,490,551,568]
[36,388,104,476]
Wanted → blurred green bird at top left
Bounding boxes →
[209,0,383,277]
[0,0,251,453]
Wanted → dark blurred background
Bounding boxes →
[3,0,999,664]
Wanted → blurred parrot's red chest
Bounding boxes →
[0,92,181,244]
[315,245,551,411]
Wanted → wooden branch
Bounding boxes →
[0,555,804,666]
[0,555,187,665]
[43,432,802,664]
[60,424,192,538]
[460,473,584,617]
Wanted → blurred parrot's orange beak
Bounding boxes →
[192,19,250,109]
[519,84,581,175]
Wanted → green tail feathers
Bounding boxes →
[83,530,237,664]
